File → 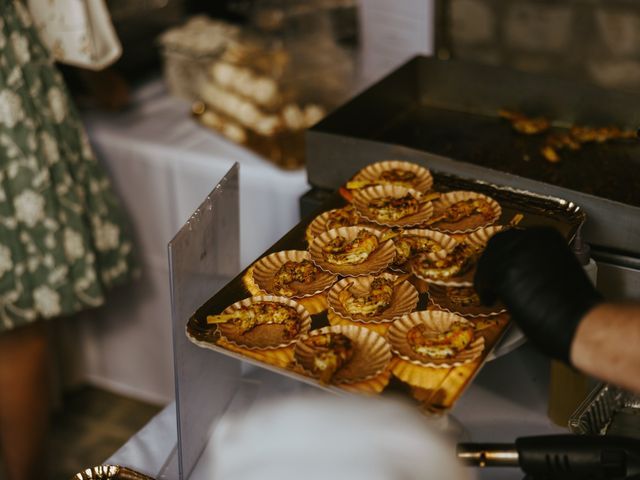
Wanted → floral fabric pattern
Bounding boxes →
[0,0,136,332]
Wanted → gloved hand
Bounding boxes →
[474,227,602,364]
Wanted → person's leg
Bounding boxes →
[0,322,50,480]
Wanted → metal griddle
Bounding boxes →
[307,56,640,257]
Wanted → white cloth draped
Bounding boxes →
[107,344,565,480]
[77,81,308,403]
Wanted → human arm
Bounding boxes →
[572,303,640,393]
[474,227,640,393]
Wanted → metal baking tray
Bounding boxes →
[187,170,584,411]
[307,56,640,257]
[570,383,640,438]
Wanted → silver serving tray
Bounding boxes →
[188,173,584,411]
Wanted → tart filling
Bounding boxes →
[439,198,495,224]
[322,229,379,265]
[341,277,394,317]
[407,321,474,359]
[325,205,361,231]
[378,168,418,187]
[207,301,300,339]
[367,193,420,222]
[347,160,433,192]
[302,332,354,384]
[447,286,481,308]
[394,235,444,265]
[272,260,320,296]
[412,243,477,280]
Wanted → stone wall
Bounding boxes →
[438,0,640,92]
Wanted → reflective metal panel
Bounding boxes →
[167,163,241,480]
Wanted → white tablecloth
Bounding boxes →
[106,344,566,480]
[75,81,308,404]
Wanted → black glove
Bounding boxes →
[474,227,602,364]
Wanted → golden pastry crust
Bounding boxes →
[446,286,481,308]
[347,160,433,193]
[378,168,418,187]
[407,321,474,359]
[272,260,320,296]
[394,235,444,266]
[441,198,495,224]
[207,301,300,339]
[328,275,419,324]
[412,243,477,280]
[302,332,354,383]
[322,229,379,265]
[428,192,501,234]
[325,205,361,231]
[341,277,394,317]
[367,193,420,222]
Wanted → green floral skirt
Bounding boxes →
[0,1,136,332]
